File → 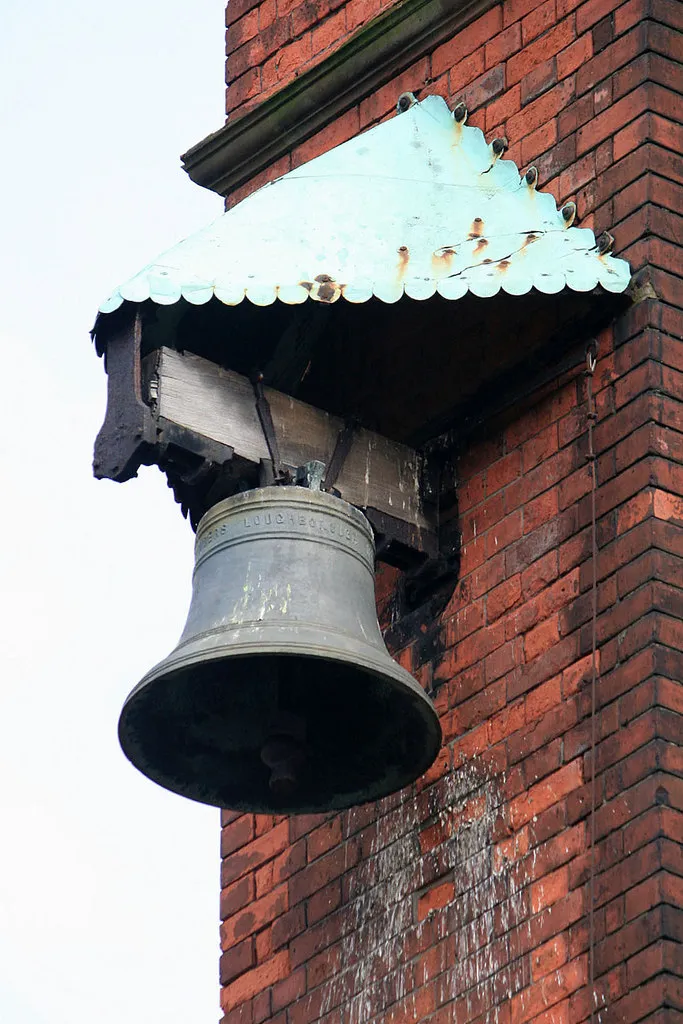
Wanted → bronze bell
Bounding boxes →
[118,486,441,813]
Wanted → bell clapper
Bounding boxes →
[260,707,307,799]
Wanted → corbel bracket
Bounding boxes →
[93,309,156,482]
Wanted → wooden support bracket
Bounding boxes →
[93,328,448,566]
[148,347,438,561]
[93,309,156,482]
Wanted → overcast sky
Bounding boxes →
[0,3,228,1021]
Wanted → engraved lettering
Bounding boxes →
[276,512,285,524]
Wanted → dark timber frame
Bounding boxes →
[93,305,449,575]
[92,280,630,614]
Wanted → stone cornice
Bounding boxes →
[181,0,498,197]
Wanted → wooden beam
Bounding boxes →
[151,347,433,535]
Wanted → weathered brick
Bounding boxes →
[576,0,617,33]
[221,821,290,886]
[417,879,456,920]
[510,955,587,1022]
[575,22,648,96]
[507,19,577,84]
[346,0,380,32]
[432,7,503,76]
[486,84,523,132]
[307,818,342,861]
[487,22,523,67]
[510,760,584,828]
[271,905,305,950]
[226,0,260,26]
[221,951,289,1014]
[228,7,260,50]
[488,575,523,622]
[306,878,342,925]
[521,56,558,104]
[557,150,596,199]
[504,0,553,27]
[522,423,560,472]
[447,47,487,97]
[510,77,577,140]
[521,0,557,43]
[271,968,305,1013]
[486,509,524,557]
[557,90,593,140]
[487,451,522,495]
[220,939,255,986]
[463,63,506,110]
[525,614,561,660]
[557,32,593,77]
[613,0,649,34]
[507,510,576,576]
[288,842,358,904]
[576,83,649,155]
[255,839,306,897]
[220,886,288,947]
[226,66,262,114]
[446,677,507,736]
[531,864,570,914]
[221,874,256,920]
[311,9,346,56]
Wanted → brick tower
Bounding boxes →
[172,0,682,1019]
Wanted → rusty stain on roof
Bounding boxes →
[98,95,631,315]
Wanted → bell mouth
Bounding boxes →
[118,651,442,814]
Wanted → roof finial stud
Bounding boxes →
[396,92,417,113]
[596,231,614,254]
[561,202,577,227]
[453,102,467,124]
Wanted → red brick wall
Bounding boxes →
[217,0,682,1020]
[218,312,683,1023]
[225,0,394,118]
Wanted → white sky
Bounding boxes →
[0,3,228,1021]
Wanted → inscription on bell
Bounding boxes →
[193,487,374,569]
[243,511,357,543]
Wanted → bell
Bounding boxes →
[118,486,441,813]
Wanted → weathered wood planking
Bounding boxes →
[154,347,430,530]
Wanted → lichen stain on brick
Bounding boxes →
[315,762,525,1023]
